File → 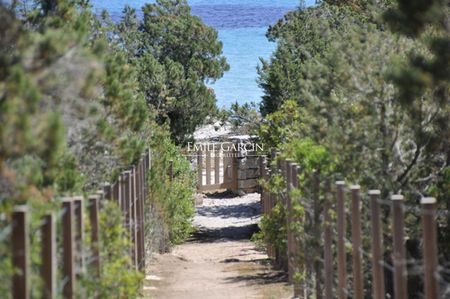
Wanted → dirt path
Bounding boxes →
[143,191,292,299]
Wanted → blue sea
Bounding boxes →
[91,0,313,107]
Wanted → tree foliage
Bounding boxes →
[258,0,450,296]
[0,0,198,296]
[106,0,229,144]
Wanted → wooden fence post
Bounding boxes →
[269,150,277,214]
[206,151,211,185]
[136,161,144,271]
[286,160,294,282]
[88,195,100,278]
[232,144,239,193]
[278,158,287,270]
[122,171,131,232]
[168,160,174,182]
[369,190,385,299]
[73,197,85,275]
[259,156,273,260]
[120,173,125,212]
[215,151,220,184]
[336,181,347,299]
[147,149,152,172]
[142,154,148,194]
[103,183,112,201]
[12,205,29,299]
[324,180,333,299]
[264,161,270,215]
[266,149,277,259]
[197,150,203,189]
[139,159,146,270]
[259,156,264,213]
[222,148,229,185]
[96,190,104,211]
[391,194,408,299]
[350,185,363,299]
[41,212,56,299]
[113,176,121,206]
[130,167,137,268]
[62,198,75,299]
[421,197,439,299]
[313,171,322,299]
[292,164,305,298]
[120,172,125,214]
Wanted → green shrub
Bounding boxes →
[0,1,197,297]
[257,136,335,285]
[148,126,196,249]
[80,201,143,298]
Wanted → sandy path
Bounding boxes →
[143,192,292,299]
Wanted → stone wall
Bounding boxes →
[231,137,262,195]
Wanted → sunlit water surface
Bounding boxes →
[91,0,313,107]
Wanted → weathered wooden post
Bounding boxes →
[215,150,220,184]
[96,189,104,211]
[324,180,333,299]
[206,150,211,185]
[62,198,75,299]
[136,162,144,271]
[88,195,101,278]
[12,205,29,299]
[129,168,136,267]
[113,174,122,207]
[421,197,439,299]
[258,156,265,203]
[286,159,294,282]
[142,154,148,194]
[259,156,265,214]
[280,159,287,205]
[259,156,270,214]
[103,183,112,201]
[391,194,408,299]
[313,171,322,299]
[350,185,363,299]
[222,147,230,185]
[41,212,56,299]
[113,180,120,205]
[146,149,151,172]
[267,149,278,259]
[369,190,385,299]
[168,160,174,182]
[147,149,152,180]
[197,150,203,190]
[288,161,299,285]
[139,159,146,270]
[336,181,347,299]
[120,172,125,215]
[264,158,270,215]
[232,144,239,193]
[73,197,85,275]
[292,164,306,298]
[122,171,131,232]
[277,158,287,270]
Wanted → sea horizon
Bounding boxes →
[90,0,313,107]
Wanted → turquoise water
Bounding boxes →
[91,0,311,107]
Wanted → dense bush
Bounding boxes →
[147,126,196,251]
[256,0,449,296]
[259,120,337,285]
[81,201,144,298]
[0,0,199,297]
